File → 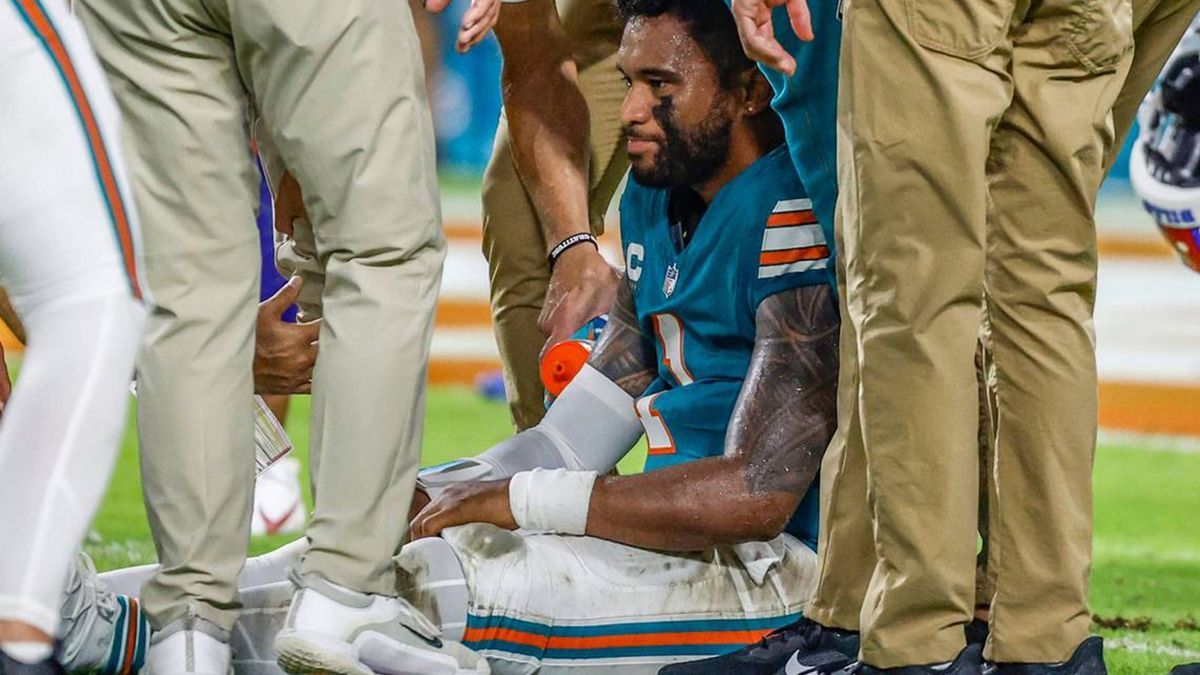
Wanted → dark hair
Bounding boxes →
[614,0,757,89]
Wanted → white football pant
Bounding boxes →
[0,0,147,637]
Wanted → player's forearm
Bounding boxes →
[585,457,800,552]
[495,5,593,247]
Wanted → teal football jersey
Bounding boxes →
[619,145,828,550]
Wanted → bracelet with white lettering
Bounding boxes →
[547,233,599,271]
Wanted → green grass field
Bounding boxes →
[85,389,1199,674]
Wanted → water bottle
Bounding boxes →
[541,316,607,407]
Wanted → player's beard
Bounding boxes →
[628,98,733,189]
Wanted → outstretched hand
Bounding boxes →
[425,0,501,53]
[730,0,813,76]
[538,244,621,361]
[254,277,320,395]
[409,480,517,539]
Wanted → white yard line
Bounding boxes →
[1098,429,1200,454]
[1107,637,1200,661]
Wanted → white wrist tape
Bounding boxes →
[508,468,598,535]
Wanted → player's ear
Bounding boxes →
[737,68,774,117]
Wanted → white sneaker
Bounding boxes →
[145,617,231,675]
[57,552,151,675]
[274,574,488,675]
[250,458,305,536]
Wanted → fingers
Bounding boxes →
[738,15,798,75]
[731,0,799,75]
[294,318,322,344]
[786,0,814,42]
[261,277,303,316]
[456,0,501,52]
[423,0,452,14]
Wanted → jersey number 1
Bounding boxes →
[637,314,693,455]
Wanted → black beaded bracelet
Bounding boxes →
[548,232,599,270]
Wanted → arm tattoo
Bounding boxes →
[588,277,657,397]
[730,284,840,496]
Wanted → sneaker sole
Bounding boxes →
[275,630,484,675]
[275,632,372,675]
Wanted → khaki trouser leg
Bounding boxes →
[234,0,444,594]
[76,0,261,632]
[983,0,1131,662]
[1109,0,1200,163]
[841,0,1016,665]
[804,201,874,632]
[481,0,627,431]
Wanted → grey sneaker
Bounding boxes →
[57,553,150,675]
[273,573,487,675]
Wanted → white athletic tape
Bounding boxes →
[509,468,598,535]
[418,364,642,497]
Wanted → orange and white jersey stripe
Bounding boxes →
[758,198,830,279]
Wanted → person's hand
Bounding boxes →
[0,342,11,418]
[409,487,431,523]
[254,277,320,395]
[730,0,813,76]
[274,171,306,237]
[409,480,516,539]
[424,0,501,53]
[538,243,621,359]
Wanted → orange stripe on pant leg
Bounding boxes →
[463,626,772,650]
[16,0,142,298]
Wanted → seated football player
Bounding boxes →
[62,2,838,673]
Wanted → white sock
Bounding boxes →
[1,641,53,664]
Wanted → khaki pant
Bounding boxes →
[818,0,1131,666]
[1110,0,1200,158]
[808,1,1193,659]
[77,0,443,631]
[481,0,628,431]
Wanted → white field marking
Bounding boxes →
[84,539,155,567]
[430,328,500,360]
[1097,429,1200,454]
[1106,637,1200,660]
[1093,541,1200,564]
[1095,257,1200,384]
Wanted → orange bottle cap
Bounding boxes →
[540,340,593,398]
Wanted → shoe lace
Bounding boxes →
[58,553,119,663]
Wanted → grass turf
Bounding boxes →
[85,388,1198,673]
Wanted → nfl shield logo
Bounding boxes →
[663,263,679,298]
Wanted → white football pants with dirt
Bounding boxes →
[102,525,816,675]
[0,0,147,637]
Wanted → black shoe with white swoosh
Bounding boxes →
[659,617,859,675]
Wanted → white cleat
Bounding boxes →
[145,617,232,675]
[274,574,488,675]
[250,458,305,536]
[57,552,151,675]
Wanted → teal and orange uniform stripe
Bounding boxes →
[104,596,149,675]
[10,0,142,299]
[462,612,802,661]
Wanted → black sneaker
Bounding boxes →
[659,617,859,675]
[965,619,990,647]
[982,637,1106,675]
[777,647,857,674]
[0,650,66,675]
[850,642,984,674]
[1171,664,1200,675]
